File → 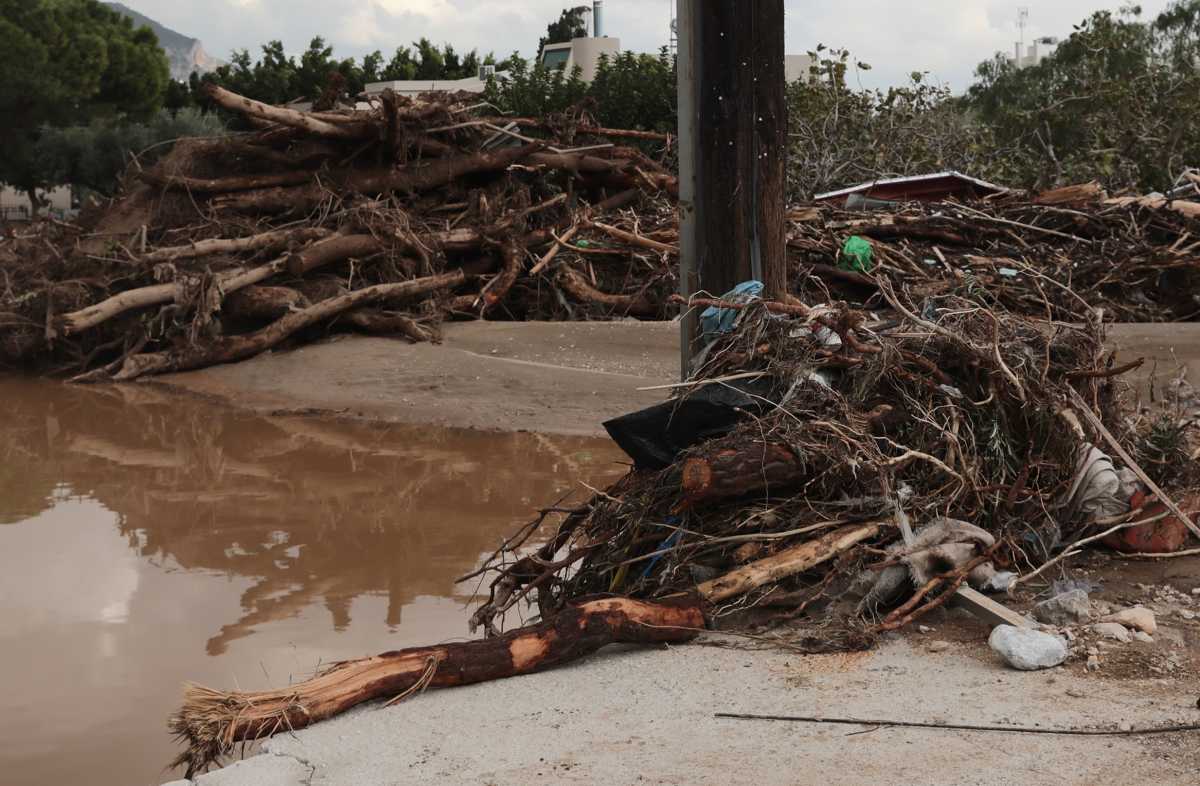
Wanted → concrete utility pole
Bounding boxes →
[676,0,788,376]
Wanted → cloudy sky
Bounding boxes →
[127,0,1176,91]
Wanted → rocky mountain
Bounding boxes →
[105,2,223,81]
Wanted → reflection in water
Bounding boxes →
[0,378,626,786]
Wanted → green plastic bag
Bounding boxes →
[839,235,873,273]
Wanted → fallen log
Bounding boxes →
[169,596,704,776]
[141,227,330,264]
[202,84,370,140]
[51,252,298,337]
[223,286,309,322]
[110,270,465,380]
[679,443,804,508]
[139,169,315,193]
[214,144,542,214]
[697,523,883,603]
[287,233,390,276]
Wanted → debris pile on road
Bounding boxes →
[467,286,1200,648]
[789,181,1200,323]
[0,84,678,379]
[6,96,1200,380]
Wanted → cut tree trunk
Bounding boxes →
[169,596,705,776]
[679,443,804,508]
[111,270,464,380]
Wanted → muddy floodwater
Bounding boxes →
[0,378,627,786]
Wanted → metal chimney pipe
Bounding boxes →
[593,0,604,37]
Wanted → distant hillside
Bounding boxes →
[105,2,223,81]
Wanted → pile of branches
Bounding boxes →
[0,84,679,379]
[790,182,1200,323]
[467,283,1196,646]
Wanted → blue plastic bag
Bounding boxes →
[700,280,763,336]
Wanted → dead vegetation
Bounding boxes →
[0,84,678,379]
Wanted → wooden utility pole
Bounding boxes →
[676,0,788,375]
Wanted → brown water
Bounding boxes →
[0,378,626,786]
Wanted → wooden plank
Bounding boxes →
[951,586,1031,629]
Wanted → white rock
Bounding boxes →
[1118,721,1133,732]
[927,640,951,653]
[1091,622,1132,643]
[1191,588,1200,596]
[1101,606,1156,635]
[918,625,932,634]
[1133,631,1154,644]
[1181,609,1196,621]
[1086,655,1101,672]
[988,625,1069,671]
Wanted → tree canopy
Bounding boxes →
[967,1,1200,191]
[0,0,169,207]
[539,5,590,56]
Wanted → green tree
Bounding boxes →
[37,107,225,198]
[966,3,1200,191]
[295,37,336,101]
[0,0,169,211]
[539,5,590,56]
[483,54,587,117]
[589,49,675,132]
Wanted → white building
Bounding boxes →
[785,54,816,83]
[1009,37,1058,69]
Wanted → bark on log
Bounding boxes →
[139,169,314,193]
[111,270,464,380]
[52,252,299,337]
[588,221,678,255]
[202,84,370,140]
[223,286,310,322]
[169,596,704,776]
[482,236,523,311]
[1034,181,1105,206]
[680,443,804,507]
[696,523,882,602]
[287,233,390,276]
[214,144,541,214]
[556,267,658,317]
[142,227,330,264]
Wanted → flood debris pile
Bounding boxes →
[467,286,1199,648]
[790,182,1200,323]
[0,84,678,379]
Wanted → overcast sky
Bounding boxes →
[127,0,1177,91]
